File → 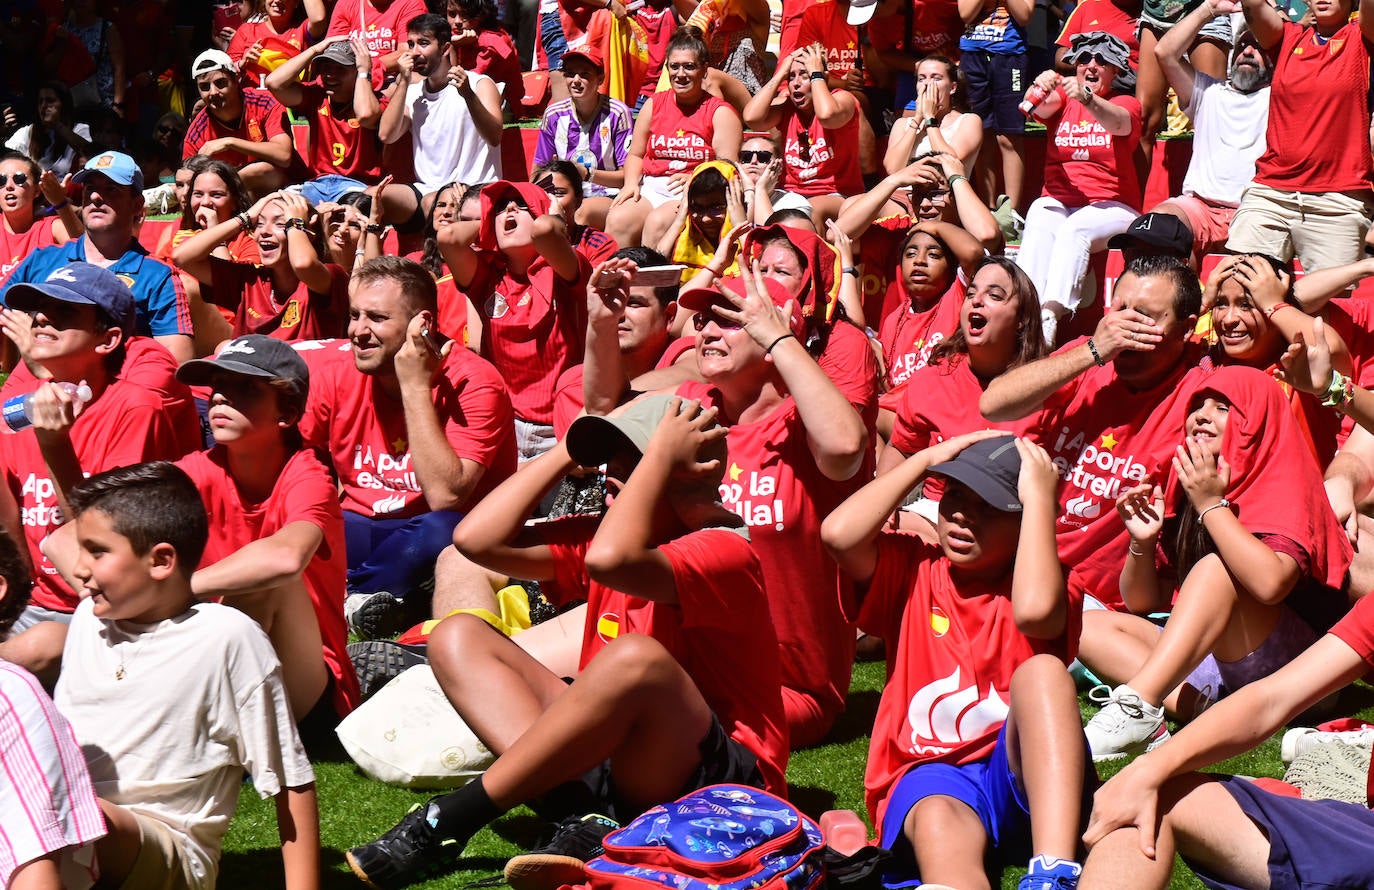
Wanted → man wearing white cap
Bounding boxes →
[184,49,296,198]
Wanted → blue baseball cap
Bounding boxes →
[6,262,137,333]
[72,151,144,193]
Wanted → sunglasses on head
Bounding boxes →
[740,149,773,164]
[692,310,742,331]
[0,172,29,187]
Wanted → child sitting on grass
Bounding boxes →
[821,433,1093,890]
[52,462,317,890]
[346,394,787,890]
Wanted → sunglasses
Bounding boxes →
[1072,52,1117,67]
[740,150,773,164]
[0,172,29,187]
[692,310,742,331]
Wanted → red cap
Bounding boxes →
[679,276,805,335]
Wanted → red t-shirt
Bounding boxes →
[889,357,1041,499]
[0,221,55,288]
[878,280,965,389]
[819,319,882,439]
[1332,590,1374,665]
[1324,297,1374,448]
[797,1,860,81]
[859,534,1077,829]
[327,0,427,59]
[642,91,731,177]
[1253,21,1374,194]
[183,88,292,168]
[868,0,966,60]
[678,380,862,734]
[297,340,517,518]
[856,215,916,329]
[210,256,350,341]
[455,29,525,109]
[0,375,195,611]
[1042,92,1143,208]
[293,84,386,181]
[468,255,590,425]
[550,340,686,439]
[1055,0,1140,70]
[781,105,864,198]
[1028,340,1212,609]
[177,447,361,717]
[543,519,790,795]
[435,273,470,348]
[575,226,619,270]
[227,20,313,88]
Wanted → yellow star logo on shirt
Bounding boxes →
[1099,432,1119,451]
[391,437,407,452]
[847,41,855,49]
[729,462,743,481]
[676,129,685,137]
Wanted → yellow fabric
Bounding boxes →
[672,160,740,283]
[603,13,652,104]
[420,584,533,638]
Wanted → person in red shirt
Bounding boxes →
[606,27,743,248]
[822,433,1090,890]
[1225,0,1374,273]
[265,36,386,193]
[676,267,868,747]
[981,253,1211,614]
[439,180,590,461]
[226,0,329,89]
[0,154,78,290]
[0,262,198,677]
[1018,31,1143,345]
[167,335,361,745]
[174,190,351,342]
[183,50,296,198]
[298,257,517,638]
[879,256,1049,532]
[445,0,525,116]
[348,394,787,889]
[743,45,863,230]
[1054,0,1140,71]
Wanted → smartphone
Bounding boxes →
[212,2,243,34]
[629,265,686,287]
[420,326,448,356]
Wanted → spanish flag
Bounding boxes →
[245,34,305,85]
[585,11,651,104]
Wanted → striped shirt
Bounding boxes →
[533,97,635,198]
[0,660,105,888]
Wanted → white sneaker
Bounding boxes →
[1281,725,1374,765]
[1084,684,1171,762]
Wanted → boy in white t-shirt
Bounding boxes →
[53,462,317,890]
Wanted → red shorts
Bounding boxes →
[1162,194,1237,258]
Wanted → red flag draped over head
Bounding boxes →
[476,181,553,253]
[1164,364,1352,590]
[742,224,842,323]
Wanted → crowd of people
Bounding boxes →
[5,0,1374,888]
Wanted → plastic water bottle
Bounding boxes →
[2,382,93,432]
[819,810,868,856]
[1018,83,1051,117]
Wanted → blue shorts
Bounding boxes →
[878,724,1030,887]
[959,50,1029,135]
[296,174,369,206]
[1194,776,1374,890]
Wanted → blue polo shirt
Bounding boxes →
[1,237,192,338]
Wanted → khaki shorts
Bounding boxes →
[119,811,197,890]
[1226,183,1374,273]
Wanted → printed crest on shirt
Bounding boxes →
[1047,425,1150,528]
[719,462,786,531]
[905,665,1010,757]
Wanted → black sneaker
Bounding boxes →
[345,591,416,640]
[348,640,429,700]
[346,799,464,888]
[503,814,619,890]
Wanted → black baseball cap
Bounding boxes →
[927,435,1023,512]
[176,335,310,393]
[1108,212,1194,258]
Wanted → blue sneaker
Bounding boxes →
[1018,855,1082,890]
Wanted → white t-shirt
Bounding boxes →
[1181,73,1270,207]
[406,71,503,195]
[55,600,314,890]
[5,124,92,179]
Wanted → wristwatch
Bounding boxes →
[920,117,938,130]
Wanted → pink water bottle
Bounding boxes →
[819,809,868,856]
[1018,83,1050,117]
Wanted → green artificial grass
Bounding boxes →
[220,659,1374,890]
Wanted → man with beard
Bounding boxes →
[379,13,504,207]
[1112,0,1272,268]
[183,50,296,200]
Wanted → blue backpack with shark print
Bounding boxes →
[579,785,826,890]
